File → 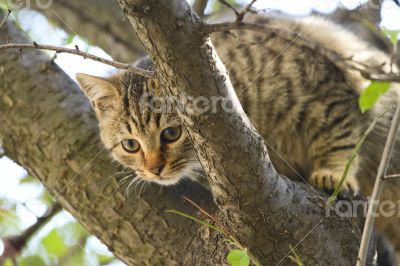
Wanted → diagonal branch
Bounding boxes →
[0,9,11,30]
[116,0,372,264]
[0,203,61,264]
[203,21,400,83]
[0,43,153,77]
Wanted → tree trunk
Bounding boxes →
[0,11,218,265]
[0,2,376,264]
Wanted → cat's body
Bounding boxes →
[76,13,400,251]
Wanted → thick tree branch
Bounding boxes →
[0,43,153,77]
[203,21,400,83]
[0,10,217,265]
[116,0,373,264]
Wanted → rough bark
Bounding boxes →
[0,12,217,265]
[116,0,374,264]
[0,2,377,264]
[27,0,144,61]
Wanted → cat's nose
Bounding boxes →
[145,152,164,175]
[149,164,165,175]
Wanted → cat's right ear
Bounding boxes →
[76,73,121,115]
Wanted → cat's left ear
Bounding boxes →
[76,73,121,115]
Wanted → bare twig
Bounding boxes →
[0,43,154,77]
[0,9,12,30]
[203,22,400,83]
[383,173,400,180]
[182,196,226,232]
[357,104,400,266]
[218,0,257,21]
[0,203,62,264]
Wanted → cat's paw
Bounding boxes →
[310,169,359,194]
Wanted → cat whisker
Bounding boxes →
[119,173,136,184]
[125,176,141,198]
[100,170,131,185]
[138,180,149,196]
[181,169,207,180]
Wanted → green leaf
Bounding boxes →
[359,81,391,113]
[42,229,67,257]
[382,27,400,45]
[65,34,75,45]
[19,175,37,184]
[98,254,115,265]
[227,250,250,266]
[40,192,55,205]
[4,258,13,266]
[19,255,46,266]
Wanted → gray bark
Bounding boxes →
[0,1,377,264]
[0,11,216,265]
[115,0,374,265]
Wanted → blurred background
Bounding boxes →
[0,0,399,265]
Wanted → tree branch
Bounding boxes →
[0,203,61,264]
[0,9,11,30]
[0,43,153,77]
[203,22,400,83]
[357,103,400,265]
[383,173,400,179]
[0,10,216,265]
[116,0,372,264]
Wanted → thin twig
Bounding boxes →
[0,43,154,77]
[182,196,226,232]
[357,104,400,266]
[218,0,258,21]
[218,0,240,17]
[0,203,62,263]
[238,0,257,21]
[0,9,12,30]
[202,22,400,83]
[383,173,400,180]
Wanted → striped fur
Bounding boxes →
[77,13,400,250]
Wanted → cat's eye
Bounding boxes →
[121,139,140,153]
[161,126,182,143]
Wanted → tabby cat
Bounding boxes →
[76,12,400,250]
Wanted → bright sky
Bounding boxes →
[0,0,400,263]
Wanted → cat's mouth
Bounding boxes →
[135,171,182,186]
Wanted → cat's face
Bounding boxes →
[76,70,201,186]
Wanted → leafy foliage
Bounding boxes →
[382,27,400,45]
[42,229,68,257]
[19,255,46,266]
[359,82,391,113]
[227,249,250,266]
[0,157,122,266]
